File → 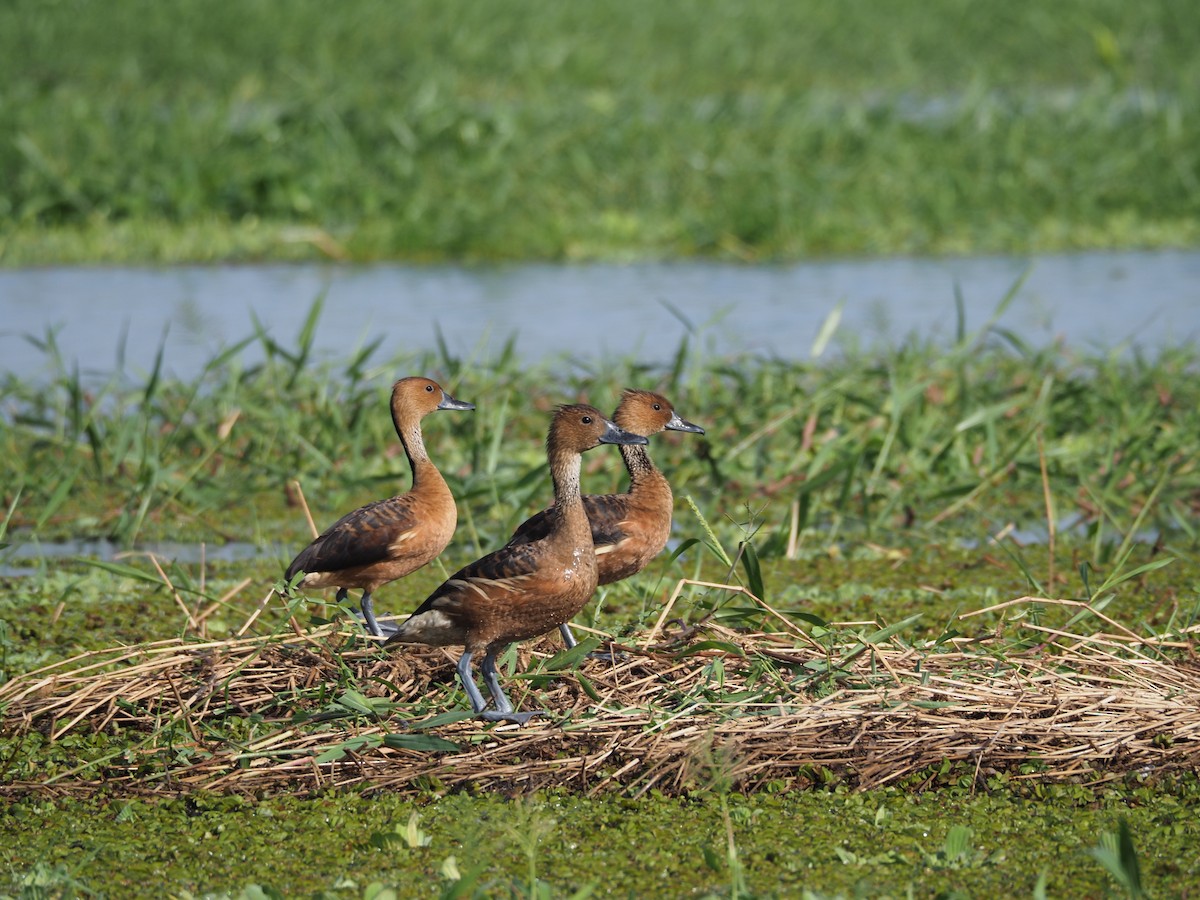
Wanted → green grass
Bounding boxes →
[2,0,1199,264]
[3,297,1197,565]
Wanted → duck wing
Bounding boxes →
[508,493,631,549]
[408,540,542,618]
[580,493,632,547]
[286,495,421,578]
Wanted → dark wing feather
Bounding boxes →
[580,494,631,547]
[508,494,631,549]
[286,495,419,578]
[407,541,543,616]
[506,507,555,545]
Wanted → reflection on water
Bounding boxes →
[2,250,1197,381]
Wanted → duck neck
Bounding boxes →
[621,442,667,498]
[620,442,658,483]
[549,450,590,540]
[394,411,438,491]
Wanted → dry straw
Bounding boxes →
[2,585,1198,800]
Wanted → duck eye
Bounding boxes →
[582,415,593,424]
[425,384,434,392]
[653,404,661,411]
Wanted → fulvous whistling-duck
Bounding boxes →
[506,389,704,647]
[284,376,474,637]
[383,404,648,723]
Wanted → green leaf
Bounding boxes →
[739,540,765,599]
[76,557,167,586]
[779,610,829,628]
[369,829,405,850]
[861,614,922,645]
[440,861,489,900]
[1096,555,1176,594]
[686,496,732,567]
[666,537,701,564]
[403,811,431,847]
[1089,818,1143,898]
[415,710,476,730]
[953,399,1019,434]
[1117,819,1143,899]
[943,825,972,862]
[336,689,386,716]
[834,846,859,865]
[381,733,460,753]
[0,484,24,543]
[314,734,382,764]
[810,301,843,359]
[576,672,602,703]
[543,636,603,671]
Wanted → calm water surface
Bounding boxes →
[2,250,1198,380]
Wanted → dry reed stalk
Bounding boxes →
[2,592,1198,800]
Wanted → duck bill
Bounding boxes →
[438,391,476,412]
[599,419,650,446]
[665,412,705,434]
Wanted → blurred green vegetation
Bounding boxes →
[3,299,1198,555]
[2,0,1198,263]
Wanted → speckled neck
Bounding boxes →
[620,443,659,486]
[548,449,591,542]
[393,405,436,490]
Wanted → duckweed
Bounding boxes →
[4,781,1200,897]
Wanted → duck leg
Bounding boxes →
[358,590,384,638]
[372,618,399,639]
[456,649,542,724]
[560,622,618,661]
[346,593,399,638]
[454,651,493,716]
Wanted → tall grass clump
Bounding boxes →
[2,301,1197,589]
[2,0,1199,264]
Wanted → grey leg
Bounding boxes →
[479,649,542,724]
[560,621,615,660]
[455,651,492,715]
[345,589,397,638]
[359,590,383,638]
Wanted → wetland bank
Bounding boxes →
[4,0,1200,896]
[3,317,1199,897]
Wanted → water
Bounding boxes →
[2,250,1198,381]
[0,539,283,578]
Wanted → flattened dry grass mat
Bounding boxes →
[2,595,1198,799]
